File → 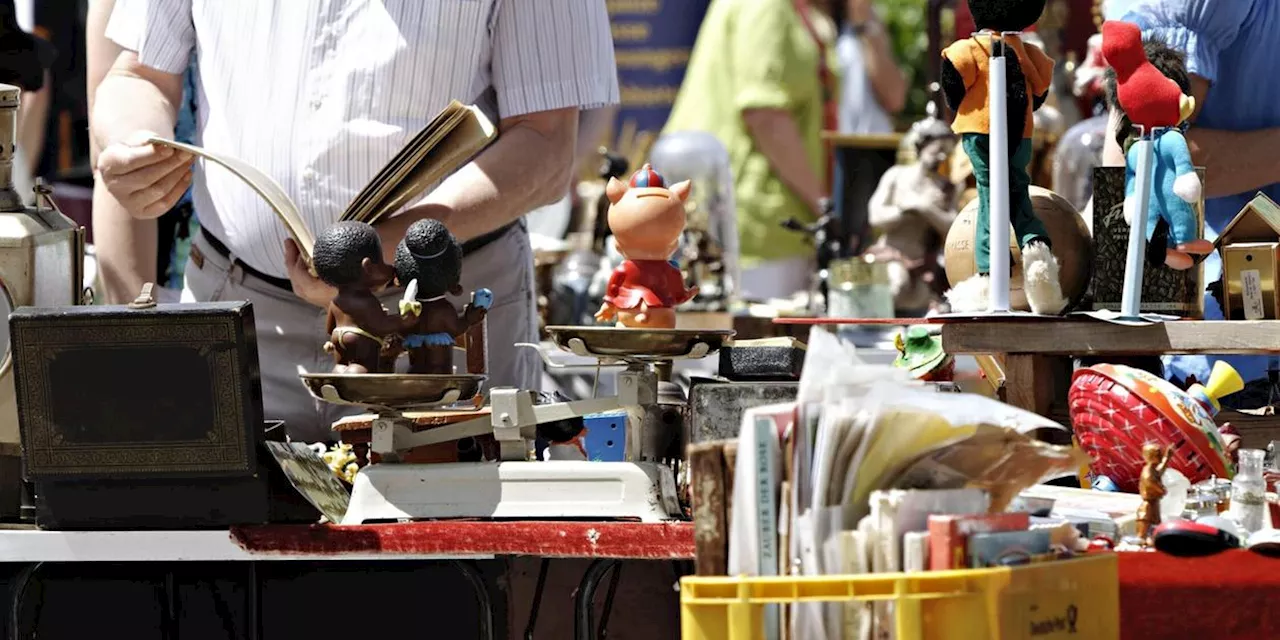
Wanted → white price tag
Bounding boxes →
[1242,269,1267,320]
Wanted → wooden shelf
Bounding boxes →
[821,132,903,149]
[942,320,1280,356]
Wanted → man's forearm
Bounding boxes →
[89,54,182,302]
[92,185,158,303]
[1187,127,1280,199]
[18,76,48,171]
[90,58,183,154]
[742,109,825,216]
[575,106,617,176]
[383,108,578,250]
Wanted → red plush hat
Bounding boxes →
[1102,20,1186,128]
[628,163,666,189]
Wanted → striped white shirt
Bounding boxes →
[106,0,618,278]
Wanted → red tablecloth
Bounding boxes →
[233,522,1280,639]
[1119,550,1280,639]
[231,521,695,560]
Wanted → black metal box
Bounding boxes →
[8,299,309,529]
[1091,166,1206,318]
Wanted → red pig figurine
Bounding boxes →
[595,164,698,329]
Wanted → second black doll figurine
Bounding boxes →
[394,219,493,375]
[312,221,404,374]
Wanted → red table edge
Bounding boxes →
[230,520,695,560]
[770,317,931,325]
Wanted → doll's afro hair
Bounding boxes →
[1104,37,1191,150]
[312,221,384,287]
[966,0,1046,33]
[394,218,463,298]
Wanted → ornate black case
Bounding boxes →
[10,299,314,529]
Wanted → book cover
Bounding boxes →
[688,442,728,576]
[928,512,1030,570]
[149,101,496,263]
[967,529,1051,568]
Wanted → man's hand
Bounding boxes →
[284,238,336,308]
[96,130,194,219]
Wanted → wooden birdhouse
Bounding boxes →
[1217,192,1280,320]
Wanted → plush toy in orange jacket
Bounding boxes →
[594,164,698,329]
[939,0,1068,315]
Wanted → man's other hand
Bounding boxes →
[96,130,194,219]
[284,238,336,307]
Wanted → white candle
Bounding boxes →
[1120,133,1155,319]
[987,40,1011,312]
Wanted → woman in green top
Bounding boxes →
[664,0,836,301]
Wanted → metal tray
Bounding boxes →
[544,326,734,361]
[300,373,485,410]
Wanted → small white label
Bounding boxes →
[1242,269,1267,320]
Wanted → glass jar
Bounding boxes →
[1230,449,1268,535]
[826,257,894,319]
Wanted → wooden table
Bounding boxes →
[941,319,1280,445]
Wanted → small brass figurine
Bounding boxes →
[394,219,492,375]
[313,221,402,374]
[1137,443,1175,546]
[595,164,698,328]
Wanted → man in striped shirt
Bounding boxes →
[91,1,618,442]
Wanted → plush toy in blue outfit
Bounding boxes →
[1103,23,1211,270]
[1123,124,1209,270]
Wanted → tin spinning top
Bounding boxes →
[1069,361,1243,492]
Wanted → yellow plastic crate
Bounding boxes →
[681,554,1118,640]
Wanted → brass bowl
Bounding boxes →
[300,373,485,410]
[545,326,734,361]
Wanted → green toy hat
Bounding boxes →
[894,326,950,377]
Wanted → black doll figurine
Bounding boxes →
[394,219,493,375]
[940,0,1067,315]
[312,221,403,374]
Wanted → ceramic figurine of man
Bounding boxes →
[867,109,959,315]
[394,219,492,375]
[1137,442,1174,546]
[312,222,403,374]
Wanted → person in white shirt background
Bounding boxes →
[834,0,906,136]
[51,2,635,639]
[92,0,618,444]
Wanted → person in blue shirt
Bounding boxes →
[1103,0,1280,408]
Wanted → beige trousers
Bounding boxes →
[182,225,540,443]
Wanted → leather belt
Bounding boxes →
[199,228,295,292]
[461,220,521,256]
[199,220,520,292]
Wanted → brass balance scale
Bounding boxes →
[301,325,733,524]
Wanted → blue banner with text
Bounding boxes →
[608,0,711,152]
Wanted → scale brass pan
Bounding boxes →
[545,326,734,360]
[299,373,486,410]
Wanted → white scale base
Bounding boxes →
[342,461,682,525]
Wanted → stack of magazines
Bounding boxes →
[721,329,1089,640]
